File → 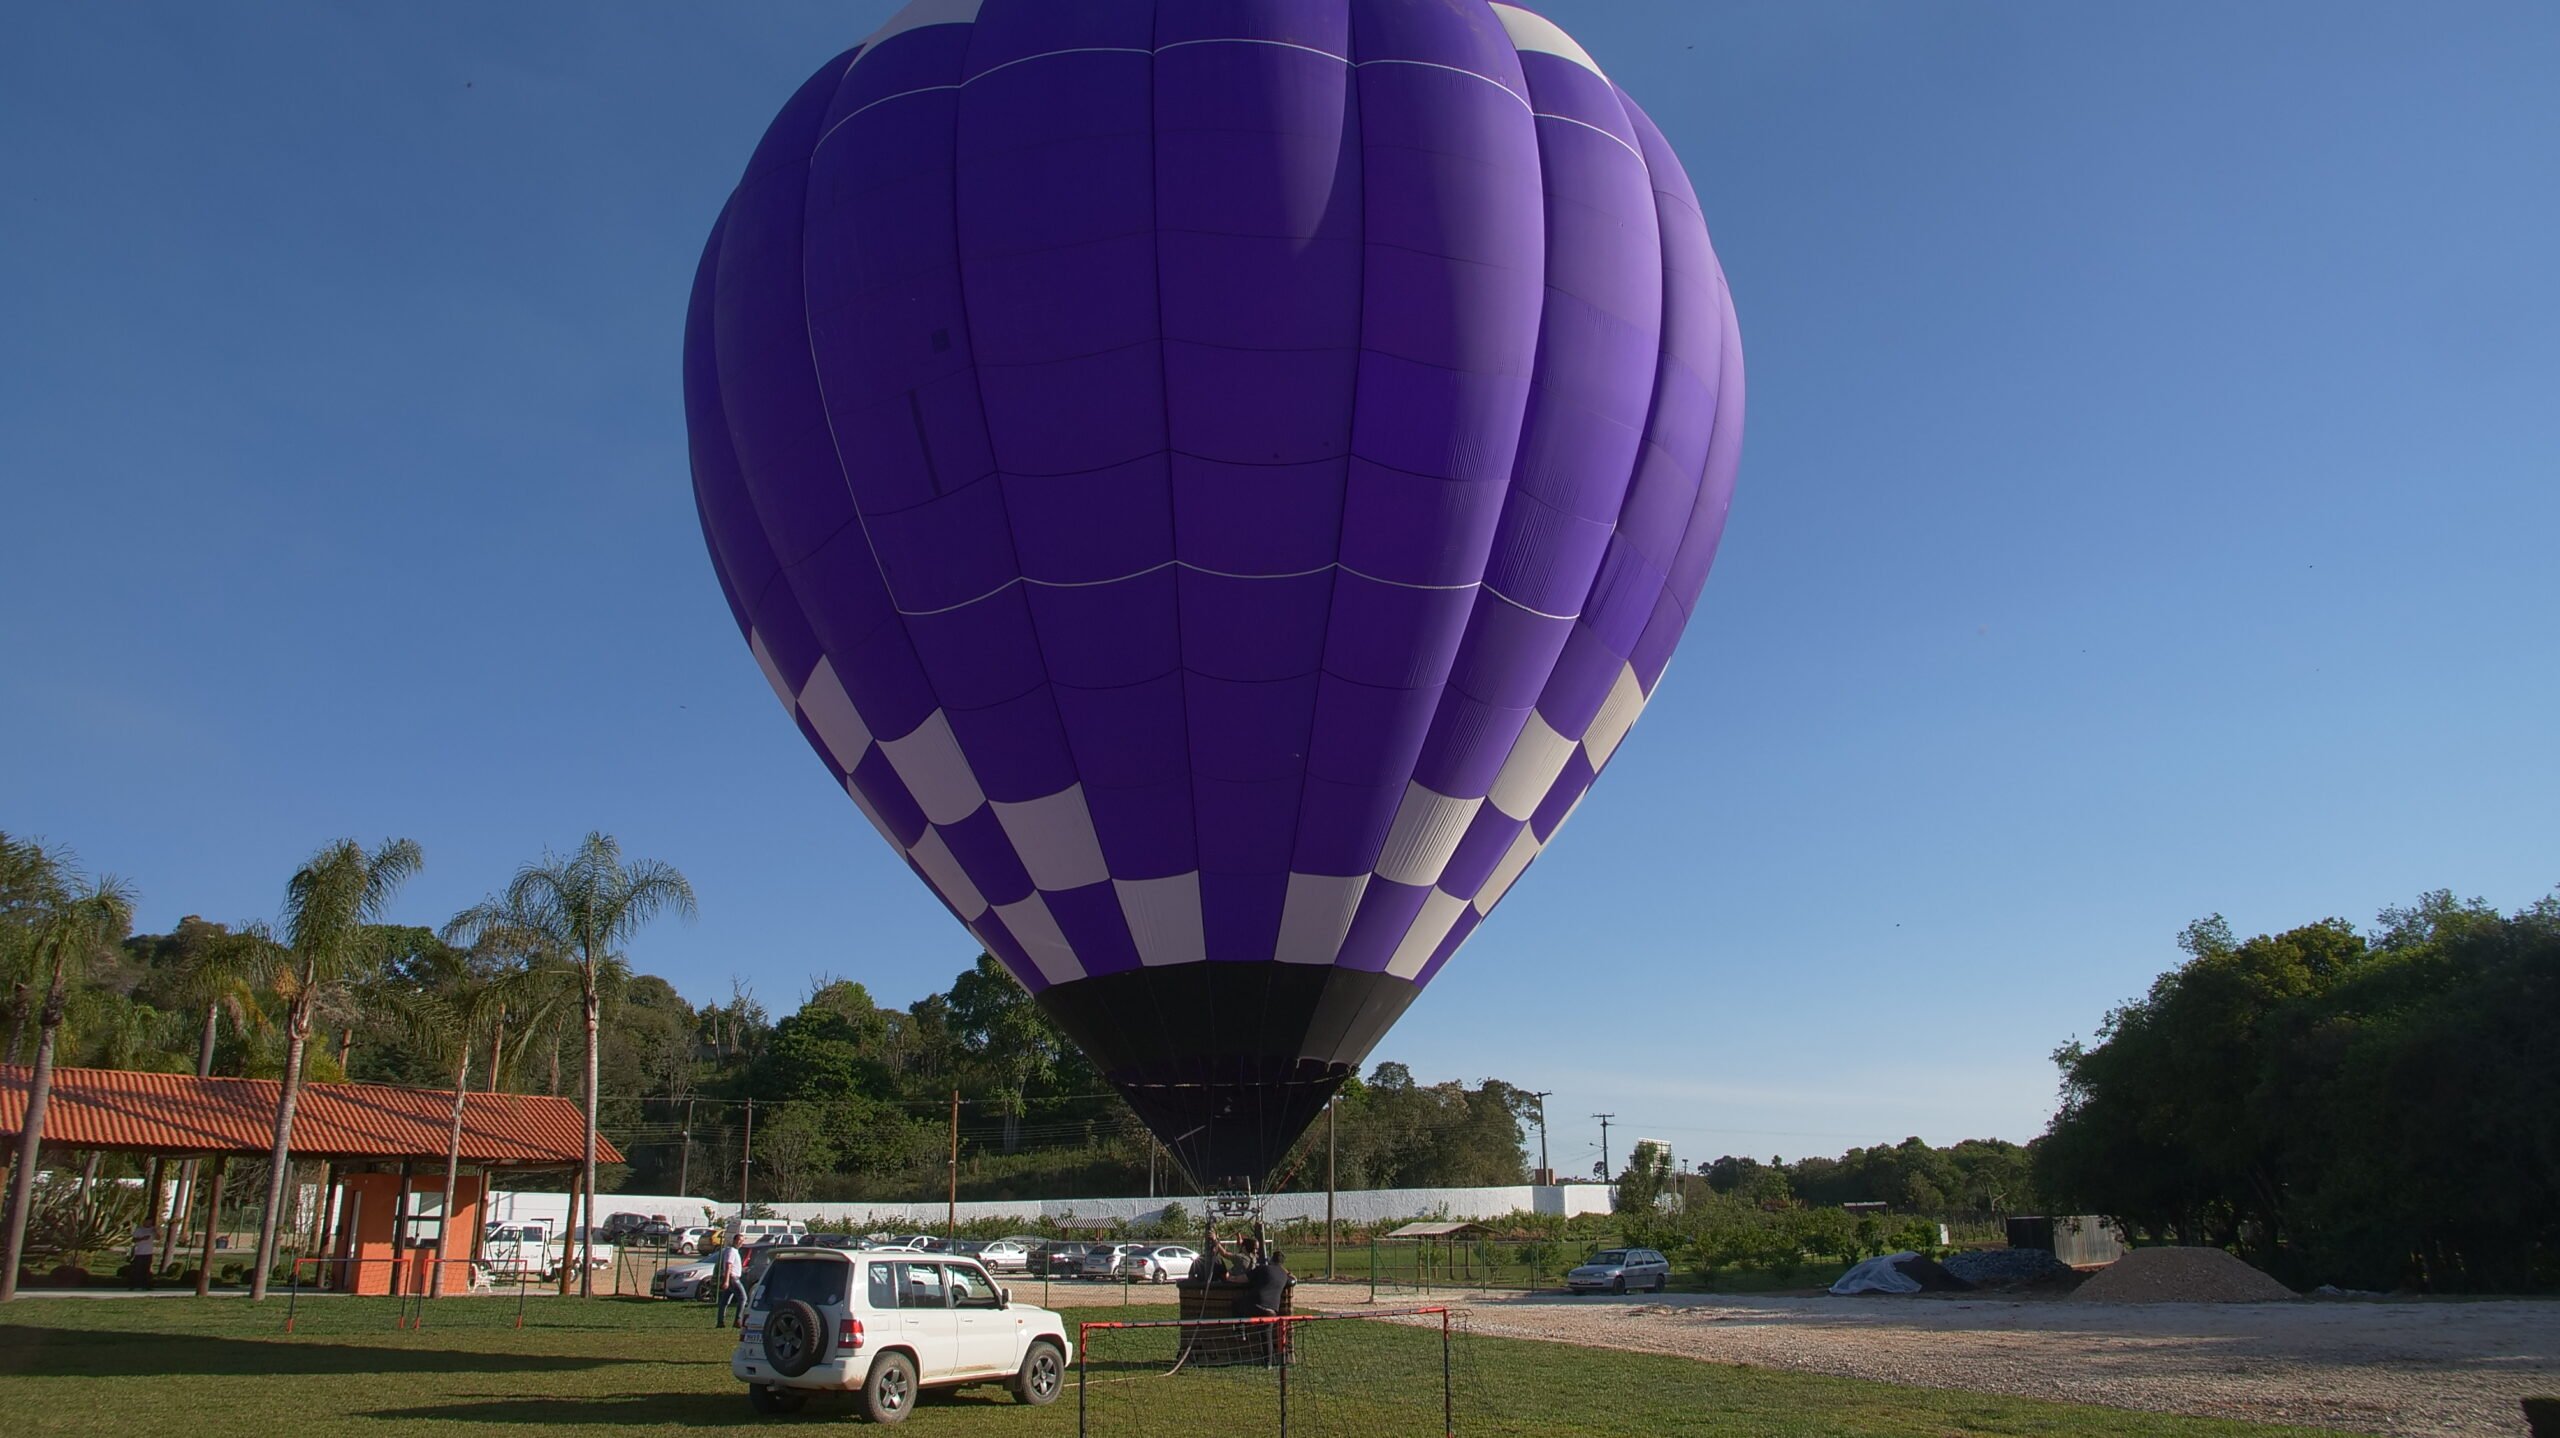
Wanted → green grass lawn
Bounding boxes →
[0,1294,2355,1438]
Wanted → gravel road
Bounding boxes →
[1293,1285,2560,1436]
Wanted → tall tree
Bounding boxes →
[2,865,135,1301]
[152,922,271,1270]
[497,834,692,1297]
[443,894,582,1097]
[175,923,272,1078]
[947,955,1064,1152]
[248,837,422,1301]
[375,926,509,1296]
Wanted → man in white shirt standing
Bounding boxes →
[714,1235,748,1328]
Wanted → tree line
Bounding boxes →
[0,824,1541,1268]
[2,827,691,1299]
[2035,888,2559,1292]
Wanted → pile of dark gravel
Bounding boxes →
[2072,1246,2296,1303]
[1892,1254,1974,1292]
[1942,1248,2067,1289]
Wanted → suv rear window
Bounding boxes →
[754,1257,848,1311]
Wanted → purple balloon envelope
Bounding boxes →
[686,0,1742,1186]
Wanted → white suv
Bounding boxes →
[734,1247,1073,1423]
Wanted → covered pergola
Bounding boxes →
[1,1065,618,1295]
[1378,1219,1492,1287]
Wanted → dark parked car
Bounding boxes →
[1027,1242,1093,1277]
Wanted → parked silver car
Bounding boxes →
[655,1257,719,1300]
[1080,1243,1150,1280]
[1565,1247,1671,1294]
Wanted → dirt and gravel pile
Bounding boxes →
[1890,1253,1972,1292]
[1941,1247,2065,1289]
[2070,1245,2295,1303]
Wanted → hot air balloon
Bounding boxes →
[685,0,1742,1191]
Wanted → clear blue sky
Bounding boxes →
[6,2,2554,1180]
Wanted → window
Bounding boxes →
[866,1262,897,1310]
[896,1261,947,1309]
[753,1258,849,1312]
[400,1190,446,1251]
[948,1264,1001,1309]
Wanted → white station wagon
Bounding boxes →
[734,1247,1073,1423]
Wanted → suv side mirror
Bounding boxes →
[997,1286,1010,1308]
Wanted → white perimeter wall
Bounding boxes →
[484,1184,1617,1231]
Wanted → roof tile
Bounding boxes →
[0,1066,621,1165]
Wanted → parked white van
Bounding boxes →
[727,1218,799,1246]
[732,1247,1071,1422]
[482,1222,555,1280]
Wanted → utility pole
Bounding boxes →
[677,1097,695,1198]
[1325,1095,1338,1280]
[946,1090,960,1243]
[1592,1113,1615,1181]
[1529,1091,1553,1184]
[738,1097,754,1219]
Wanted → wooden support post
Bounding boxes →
[309,1161,333,1257]
[161,1160,194,1273]
[194,1156,228,1297]
[142,1156,167,1282]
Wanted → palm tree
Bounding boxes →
[443,900,576,1094]
[154,924,273,1268]
[494,834,692,1297]
[247,838,421,1301]
[374,926,510,1297]
[0,832,70,1066]
[2,868,136,1301]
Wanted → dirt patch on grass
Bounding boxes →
[1315,1286,2560,1437]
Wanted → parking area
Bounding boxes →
[1298,1285,2560,1437]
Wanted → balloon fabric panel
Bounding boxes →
[685,0,1742,1188]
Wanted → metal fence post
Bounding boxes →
[1440,1307,1454,1438]
[1368,1236,1377,1304]
[1076,1322,1089,1438]
[1276,1317,1289,1438]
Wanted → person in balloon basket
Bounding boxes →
[713,1234,748,1328]
[1235,1248,1292,1320]
[1194,1229,1233,1285]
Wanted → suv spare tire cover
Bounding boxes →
[763,1298,828,1377]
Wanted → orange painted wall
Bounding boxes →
[329,1170,484,1295]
